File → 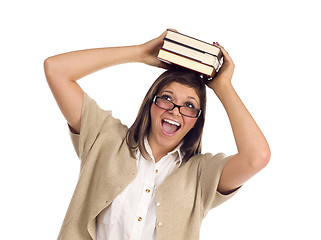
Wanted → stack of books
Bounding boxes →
[157,29,223,78]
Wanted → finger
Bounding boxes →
[212,42,229,56]
[213,42,229,57]
[159,28,178,40]
[158,61,174,70]
[220,46,229,56]
[167,28,178,32]
[218,46,233,64]
[158,30,167,40]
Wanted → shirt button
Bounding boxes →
[145,189,150,193]
[155,169,158,174]
[138,217,142,221]
[156,202,161,207]
[157,222,163,227]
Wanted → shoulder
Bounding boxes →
[83,91,129,133]
[187,152,227,166]
[70,92,129,160]
[188,153,234,183]
[179,152,229,176]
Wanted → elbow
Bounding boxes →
[241,143,271,172]
[249,147,271,171]
[43,57,56,82]
[43,56,64,83]
[258,148,271,169]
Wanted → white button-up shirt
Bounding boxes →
[96,138,184,240]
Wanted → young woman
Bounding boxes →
[44,30,270,240]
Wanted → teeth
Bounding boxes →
[163,119,180,127]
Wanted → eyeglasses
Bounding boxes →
[153,95,201,118]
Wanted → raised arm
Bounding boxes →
[207,44,271,194]
[44,31,168,133]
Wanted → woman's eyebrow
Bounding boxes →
[161,90,174,95]
[161,90,199,104]
[187,96,199,105]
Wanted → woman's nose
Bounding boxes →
[169,106,181,116]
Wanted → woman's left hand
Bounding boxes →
[206,43,235,93]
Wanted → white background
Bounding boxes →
[1,0,320,239]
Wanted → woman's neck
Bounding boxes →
[147,136,173,163]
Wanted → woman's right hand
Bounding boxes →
[139,30,172,69]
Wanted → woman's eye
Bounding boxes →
[184,102,195,108]
[160,94,172,101]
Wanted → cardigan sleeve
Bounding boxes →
[68,91,113,162]
[199,153,239,215]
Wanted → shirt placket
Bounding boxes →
[129,160,155,240]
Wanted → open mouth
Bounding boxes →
[161,118,181,135]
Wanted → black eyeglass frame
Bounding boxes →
[153,95,202,118]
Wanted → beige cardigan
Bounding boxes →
[57,92,238,240]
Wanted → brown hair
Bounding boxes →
[126,68,207,161]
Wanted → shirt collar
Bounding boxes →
[143,137,184,168]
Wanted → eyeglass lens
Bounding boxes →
[155,97,199,117]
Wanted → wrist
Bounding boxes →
[212,80,234,99]
[122,45,145,64]
[135,44,146,63]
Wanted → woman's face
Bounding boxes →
[148,81,200,154]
